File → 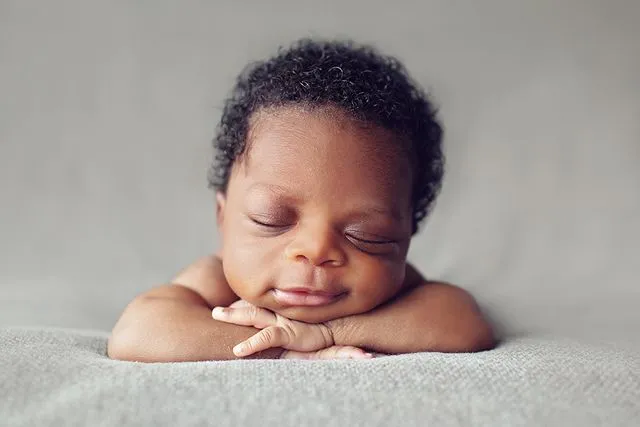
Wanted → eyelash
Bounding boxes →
[250,218,288,229]
[346,235,397,255]
[249,217,396,253]
[346,234,395,245]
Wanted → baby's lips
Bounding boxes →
[272,288,343,306]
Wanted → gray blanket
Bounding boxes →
[1,328,638,426]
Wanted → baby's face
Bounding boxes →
[217,107,414,323]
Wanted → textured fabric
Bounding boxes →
[1,328,638,426]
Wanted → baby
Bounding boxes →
[108,39,495,362]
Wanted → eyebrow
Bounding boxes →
[246,182,406,223]
[354,205,406,223]
[245,182,302,202]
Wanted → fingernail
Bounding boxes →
[233,344,244,356]
[363,353,373,358]
[211,307,226,317]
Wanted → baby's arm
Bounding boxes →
[205,257,494,355]
[326,264,496,354]
[108,255,494,361]
[107,256,284,362]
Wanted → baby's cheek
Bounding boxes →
[221,240,274,301]
[389,261,407,289]
[352,260,405,308]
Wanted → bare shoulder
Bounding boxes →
[404,262,479,307]
[171,254,238,308]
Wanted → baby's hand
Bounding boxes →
[211,301,371,359]
[281,345,372,360]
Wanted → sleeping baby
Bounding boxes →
[108,39,495,361]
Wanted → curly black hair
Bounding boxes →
[208,39,444,234]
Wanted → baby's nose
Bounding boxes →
[284,225,346,267]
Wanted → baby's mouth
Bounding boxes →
[272,288,346,307]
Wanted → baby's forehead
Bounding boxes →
[240,110,409,184]
[235,144,410,214]
[246,106,412,162]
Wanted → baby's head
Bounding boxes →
[209,39,443,323]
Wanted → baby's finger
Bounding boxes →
[211,305,277,329]
[233,326,289,357]
[315,345,373,360]
[332,346,373,359]
[282,346,373,360]
[229,300,252,308]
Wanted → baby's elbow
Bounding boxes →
[435,284,497,353]
[107,301,151,362]
[107,325,140,362]
[467,324,496,352]
[446,321,496,353]
[106,335,128,361]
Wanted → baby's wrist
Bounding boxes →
[320,322,335,348]
[323,318,344,346]
[325,315,367,349]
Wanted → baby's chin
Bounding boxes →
[232,286,379,323]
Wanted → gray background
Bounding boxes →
[1,1,638,343]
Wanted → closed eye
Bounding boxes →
[348,236,395,245]
[345,234,398,255]
[251,217,282,228]
[345,229,397,244]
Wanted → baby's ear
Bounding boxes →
[215,191,227,228]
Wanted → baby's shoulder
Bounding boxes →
[172,254,238,307]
